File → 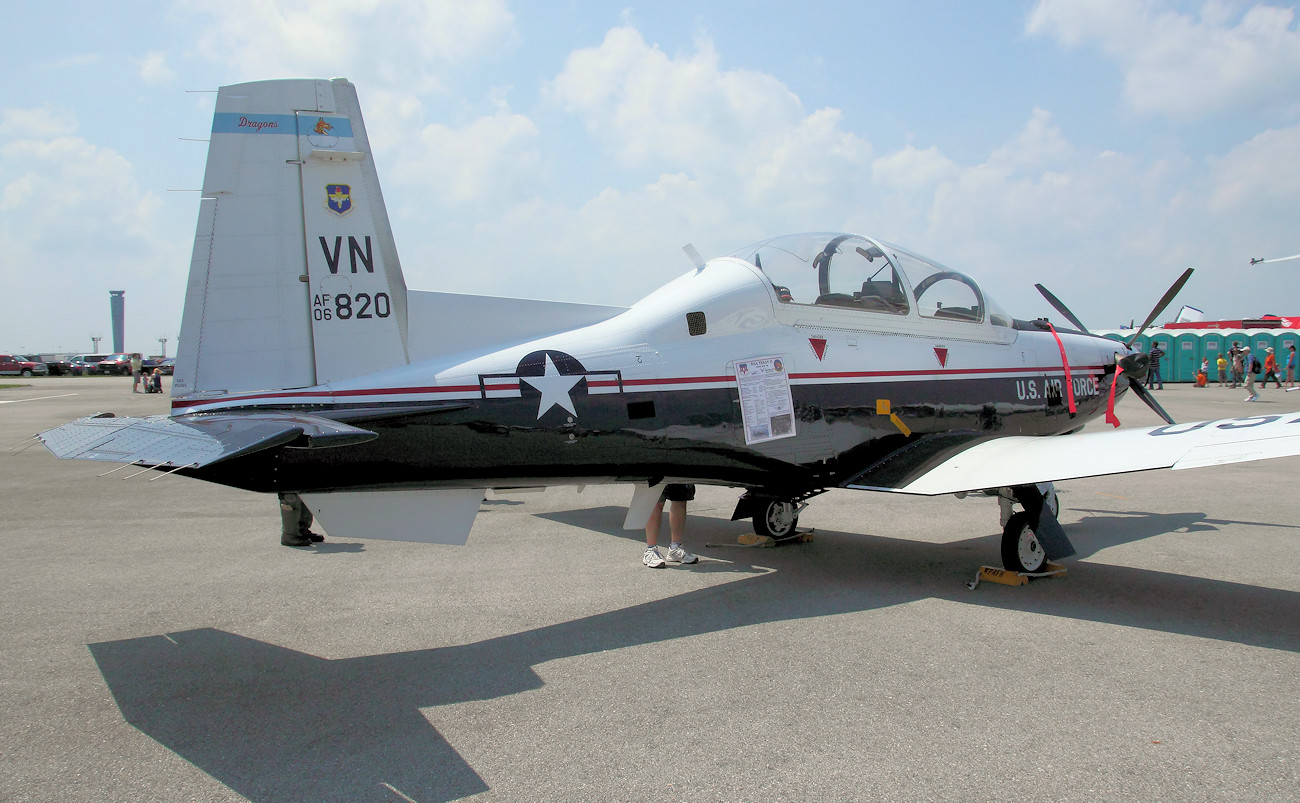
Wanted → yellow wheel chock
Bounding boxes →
[966,563,1067,590]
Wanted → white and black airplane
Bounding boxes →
[38,78,1300,573]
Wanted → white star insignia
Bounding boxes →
[520,355,582,419]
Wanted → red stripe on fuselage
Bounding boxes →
[171,365,1108,413]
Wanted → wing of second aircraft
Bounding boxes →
[850,413,1300,496]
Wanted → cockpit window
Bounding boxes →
[729,233,909,315]
[887,249,984,323]
[729,232,1012,327]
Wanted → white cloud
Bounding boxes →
[1028,0,1300,118]
[0,106,78,140]
[395,109,541,206]
[1208,124,1300,214]
[0,109,183,350]
[180,0,516,92]
[135,51,175,85]
[548,26,808,172]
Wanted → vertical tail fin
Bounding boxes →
[174,78,409,399]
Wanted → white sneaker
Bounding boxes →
[667,545,698,564]
[643,547,665,568]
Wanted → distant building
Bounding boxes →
[109,291,125,353]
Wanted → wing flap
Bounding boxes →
[300,489,485,544]
[855,413,1300,496]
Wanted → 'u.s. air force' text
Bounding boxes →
[1015,376,1101,401]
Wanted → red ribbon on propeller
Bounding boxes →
[1043,321,1077,415]
[1105,362,1123,427]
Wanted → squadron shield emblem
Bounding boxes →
[325,184,352,217]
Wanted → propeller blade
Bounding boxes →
[1127,378,1175,425]
[1125,268,1193,347]
[1034,283,1091,334]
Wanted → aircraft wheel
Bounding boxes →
[753,499,799,538]
[1001,511,1048,573]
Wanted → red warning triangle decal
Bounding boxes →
[934,347,949,367]
[809,337,828,361]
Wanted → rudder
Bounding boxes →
[174,78,408,399]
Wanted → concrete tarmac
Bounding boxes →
[1,377,1297,801]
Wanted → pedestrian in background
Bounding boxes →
[1263,347,1282,389]
[1146,344,1165,390]
[130,353,143,392]
[1243,346,1258,401]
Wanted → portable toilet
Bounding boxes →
[1149,331,1175,384]
[1277,332,1299,378]
[1200,332,1225,381]
[1174,332,1200,382]
[1252,331,1276,377]
[1223,330,1250,376]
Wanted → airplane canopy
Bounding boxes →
[729,232,1011,326]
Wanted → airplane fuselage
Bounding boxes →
[176,258,1126,498]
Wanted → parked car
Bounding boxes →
[158,358,176,376]
[97,353,135,375]
[40,355,73,376]
[0,354,49,376]
[68,354,111,375]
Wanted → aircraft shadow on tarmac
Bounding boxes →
[88,506,1299,802]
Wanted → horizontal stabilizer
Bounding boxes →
[406,290,626,363]
[38,412,377,468]
[301,489,485,544]
[864,413,1300,496]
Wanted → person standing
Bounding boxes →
[1243,346,1258,401]
[1146,344,1165,389]
[1263,347,1282,389]
[1230,345,1244,389]
[279,492,324,547]
[1287,344,1297,389]
[1216,352,1228,387]
[643,483,698,568]
[130,353,143,392]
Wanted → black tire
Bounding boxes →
[1001,511,1048,573]
[753,499,799,538]
[20,369,31,377]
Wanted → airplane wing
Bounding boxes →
[848,413,1300,496]
[38,412,378,469]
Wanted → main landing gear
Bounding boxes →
[995,483,1072,574]
[731,492,812,542]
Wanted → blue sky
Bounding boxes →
[3,0,1299,353]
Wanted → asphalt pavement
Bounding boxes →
[1,377,1297,801]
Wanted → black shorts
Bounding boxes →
[662,483,696,502]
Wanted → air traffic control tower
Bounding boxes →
[109,290,125,353]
